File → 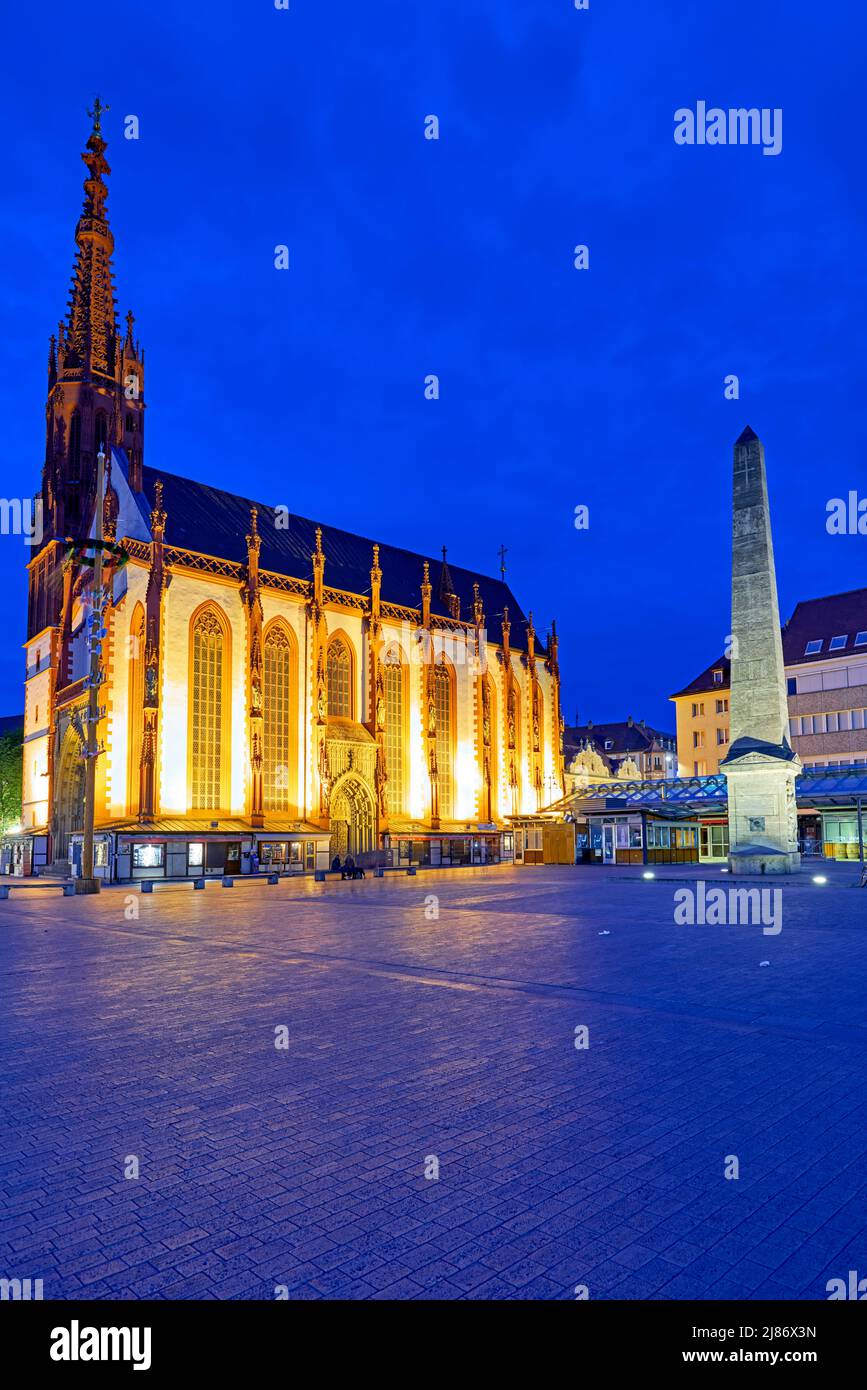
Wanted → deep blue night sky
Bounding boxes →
[2,1,865,731]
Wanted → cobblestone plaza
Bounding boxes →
[2,866,866,1300]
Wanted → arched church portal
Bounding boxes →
[329,775,375,861]
[54,725,85,859]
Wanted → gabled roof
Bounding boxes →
[564,719,675,754]
[671,586,867,697]
[138,465,532,650]
[670,656,731,699]
[782,588,867,665]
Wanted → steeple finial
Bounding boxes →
[312,525,325,606]
[439,544,456,605]
[150,479,166,538]
[87,96,110,135]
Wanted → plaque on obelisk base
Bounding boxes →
[721,427,800,874]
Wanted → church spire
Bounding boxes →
[65,97,117,380]
[39,103,146,558]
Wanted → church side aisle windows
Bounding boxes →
[327,637,352,719]
[127,604,145,815]
[264,623,293,812]
[384,648,405,816]
[190,606,228,810]
[435,662,454,819]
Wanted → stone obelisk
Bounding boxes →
[721,427,800,874]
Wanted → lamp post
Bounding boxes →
[77,445,105,895]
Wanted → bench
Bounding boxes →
[0,880,76,898]
[221,874,280,888]
[140,873,281,892]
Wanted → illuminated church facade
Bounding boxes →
[21,110,565,879]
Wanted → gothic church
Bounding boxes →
[21,109,565,880]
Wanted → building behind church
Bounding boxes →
[16,111,565,881]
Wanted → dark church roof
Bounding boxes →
[139,465,533,650]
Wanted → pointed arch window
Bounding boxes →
[94,410,108,457]
[327,636,352,719]
[384,647,405,816]
[190,606,229,810]
[127,605,145,815]
[69,411,82,480]
[434,662,454,819]
[264,623,295,811]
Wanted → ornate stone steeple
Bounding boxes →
[40,101,145,563]
[66,96,116,380]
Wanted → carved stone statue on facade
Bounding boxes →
[316,649,327,723]
[318,736,330,810]
[144,659,158,705]
[376,742,388,815]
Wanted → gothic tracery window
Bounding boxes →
[264,623,293,811]
[190,606,227,810]
[384,647,404,816]
[127,605,145,815]
[434,662,454,819]
[327,636,352,719]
